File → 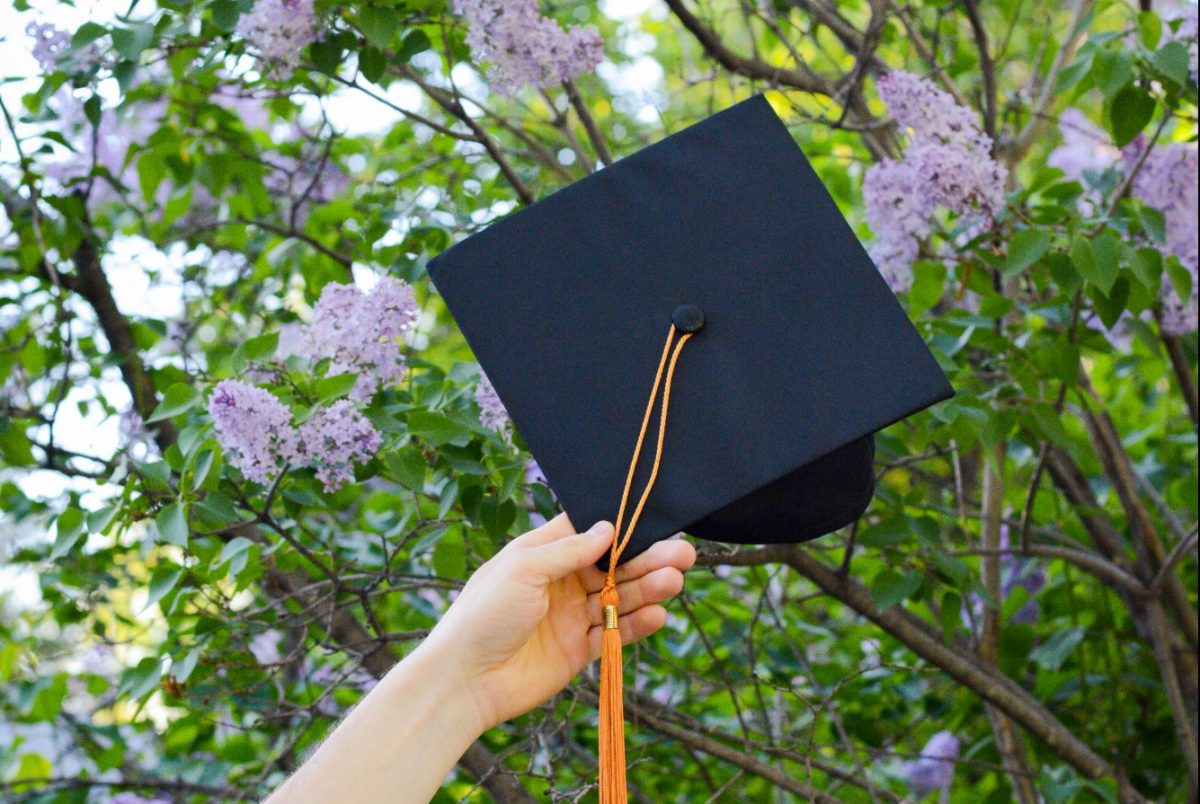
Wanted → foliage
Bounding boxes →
[0,0,1197,801]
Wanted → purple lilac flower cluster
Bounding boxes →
[903,730,960,797]
[208,381,381,491]
[283,279,421,400]
[963,523,1046,629]
[298,401,383,491]
[26,21,106,73]
[26,21,70,72]
[209,380,301,485]
[1124,139,1199,335]
[453,0,603,94]
[236,0,321,78]
[475,371,513,441]
[863,71,1007,292]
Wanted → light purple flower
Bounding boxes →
[475,371,512,440]
[864,71,1006,291]
[26,21,70,73]
[41,91,165,205]
[963,524,1045,628]
[249,629,284,665]
[297,400,382,491]
[863,160,932,292]
[904,730,960,796]
[908,142,1006,219]
[1124,138,1199,335]
[878,71,992,154]
[453,0,604,94]
[1048,109,1121,181]
[209,380,300,484]
[304,278,420,400]
[237,0,321,78]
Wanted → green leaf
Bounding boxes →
[1107,86,1155,148]
[907,261,946,315]
[1031,626,1086,670]
[1036,337,1080,384]
[931,553,970,586]
[397,29,432,62]
[360,45,386,83]
[1152,41,1191,87]
[141,459,173,487]
[50,508,86,560]
[1137,206,1167,243]
[211,0,240,30]
[86,504,119,535]
[148,383,200,423]
[1166,258,1194,306]
[1004,229,1052,276]
[432,527,466,578]
[478,496,516,542]
[72,22,109,47]
[310,38,344,74]
[1071,235,1117,294]
[408,411,467,446]
[940,591,963,642]
[109,24,154,61]
[191,449,215,491]
[870,569,921,611]
[138,153,165,204]
[1029,403,1073,449]
[314,372,359,404]
[387,447,427,493]
[1090,276,1131,329]
[145,565,184,611]
[359,7,398,49]
[1092,50,1132,98]
[1131,247,1163,291]
[155,502,189,547]
[859,516,910,548]
[1136,11,1162,48]
[13,753,52,783]
[236,331,278,363]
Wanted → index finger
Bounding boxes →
[580,537,697,592]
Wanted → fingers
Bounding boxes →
[506,512,575,549]
[524,521,614,581]
[584,567,684,625]
[580,538,697,593]
[587,605,668,662]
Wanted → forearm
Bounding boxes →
[266,638,487,804]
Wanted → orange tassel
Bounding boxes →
[598,585,627,804]
[597,325,692,804]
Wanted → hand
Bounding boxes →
[422,514,696,731]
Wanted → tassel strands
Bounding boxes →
[597,325,693,804]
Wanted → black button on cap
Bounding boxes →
[672,304,705,333]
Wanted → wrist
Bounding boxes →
[397,631,496,737]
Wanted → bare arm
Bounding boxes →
[266,514,697,803]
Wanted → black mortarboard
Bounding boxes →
[428,93,952,568]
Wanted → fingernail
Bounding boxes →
[588,521,614,538]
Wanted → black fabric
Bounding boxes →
[428,94,953,566]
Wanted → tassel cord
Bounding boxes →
[598,325,693,804]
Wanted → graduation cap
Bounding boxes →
[427,92,952,802]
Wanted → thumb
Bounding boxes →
[528,521,614,581]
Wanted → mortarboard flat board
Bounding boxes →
[428,93,953,568]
